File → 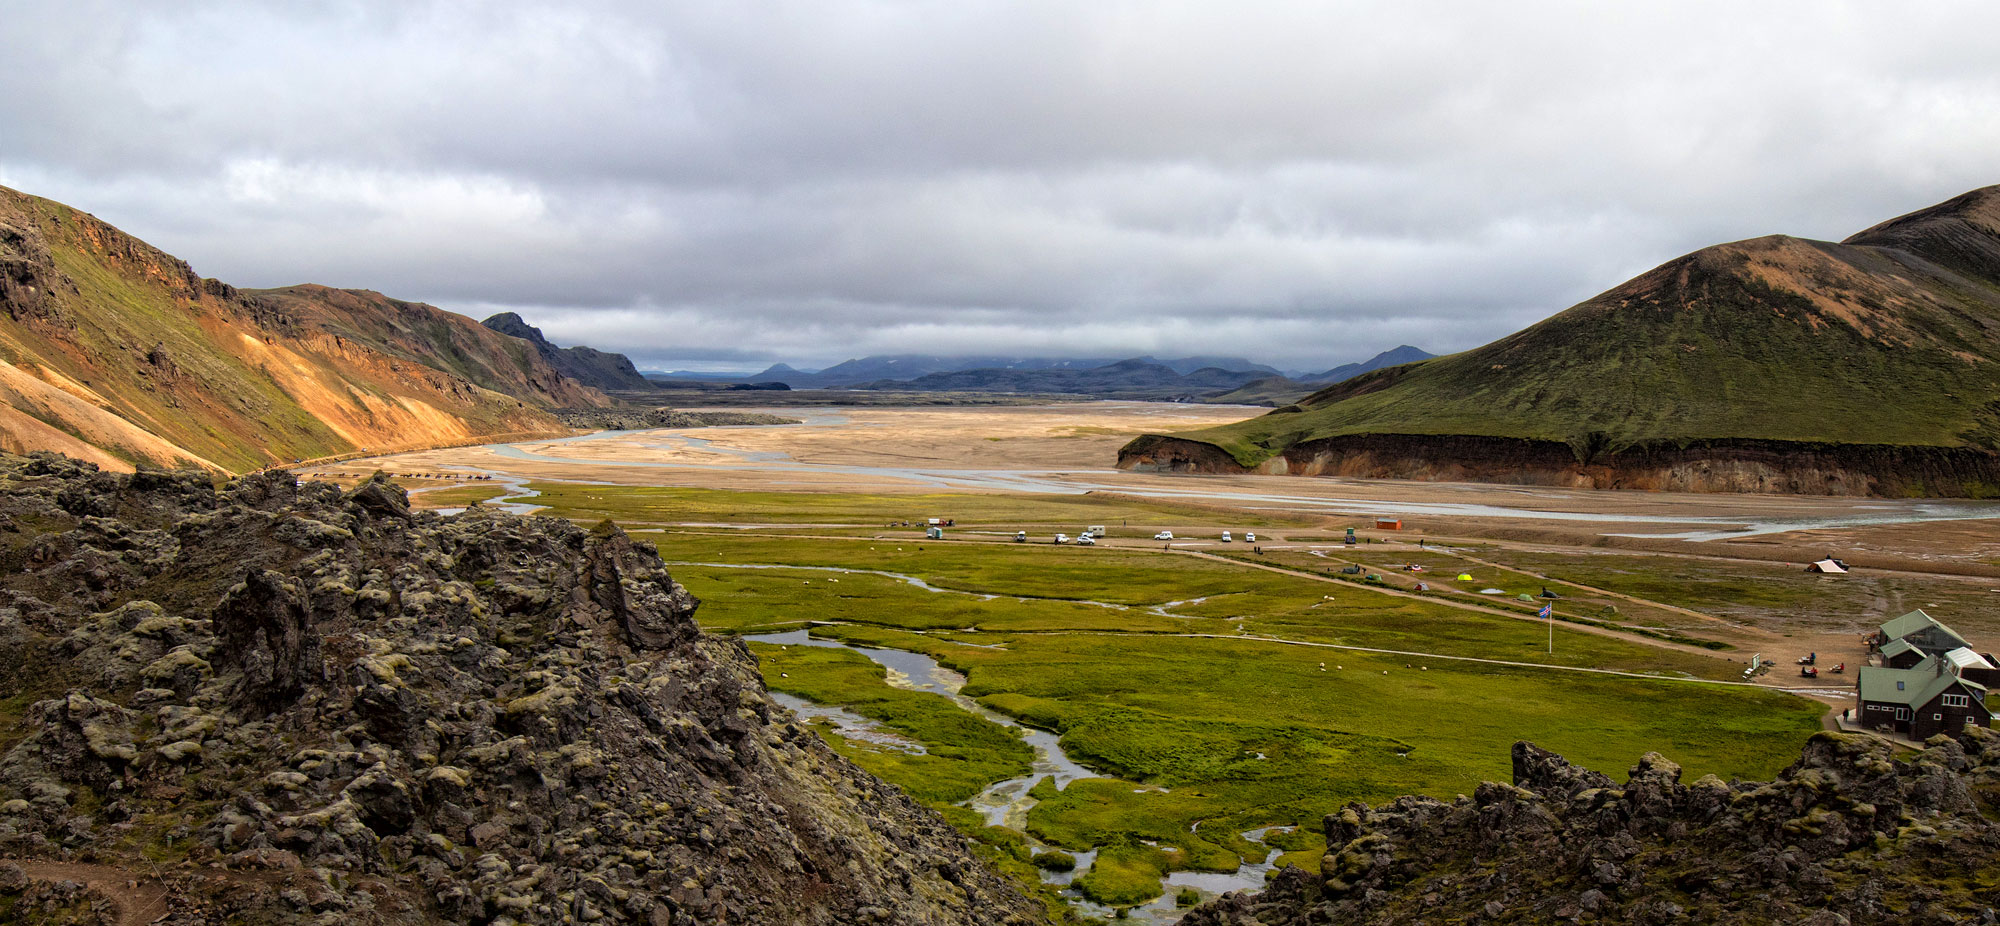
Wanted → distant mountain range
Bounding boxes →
[852,358,1275,399]
[1122,184,2000,496]
[1300,344,1436,383]
[640,350,1429,401]
[718,354,1284,389]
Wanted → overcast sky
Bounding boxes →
[3,2,1996,372]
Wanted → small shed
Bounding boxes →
[1375,518,1403,530]
[1806,558,1848,574]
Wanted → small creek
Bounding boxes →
[404,467,546,516]
[743,629,1281,921]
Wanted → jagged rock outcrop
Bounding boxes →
[0,451,1036,925]
[482,312,658,393]
[1183,736,2000,925]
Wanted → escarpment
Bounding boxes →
[1183,734,2000,925]
[1123,432,2000,497]
[0,452,1037,925]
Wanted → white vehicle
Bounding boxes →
[1076,534,1096,546]
[1246,533,1257,543]
[1015,531,1028,542]
[1054,533,1070,544]
[1154,531,1174,540]
[1221,530,1233,542]
[1086,525,1106,538]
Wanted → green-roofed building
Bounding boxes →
[1855,655,1993,739]
[1880,637,1925,669]
[1872,609,1971,661]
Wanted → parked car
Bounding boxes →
[1221,531,1233,542]
[1014,531,1027,542]
[1246,532,1256,543]
[1076,535,1096,546]
[1154,531,1174,540]
[1054,533,1070,544]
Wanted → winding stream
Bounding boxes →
[743,629,1284,921]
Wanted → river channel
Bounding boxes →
[463,426,2000,539]
[742,629,1284,921]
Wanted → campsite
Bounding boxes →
[380,405,1993,916]
[295,402,2000,917]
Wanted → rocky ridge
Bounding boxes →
[1184,735,2000,925]
[0,451,1036,925]
[482,313,657,394]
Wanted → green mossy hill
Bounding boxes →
[1122,185,2000,495]
[0,451,1035,924]
[0,185,606,475]
[1185,732,2000,925]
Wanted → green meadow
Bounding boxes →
[491,482,1319,530]
[422,482,1832,913]
[656,534,1739,679]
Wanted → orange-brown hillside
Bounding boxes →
[0,185,607,473]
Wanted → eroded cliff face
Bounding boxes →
[1185,734,2000,926]
[0,452,1036,925]
[1119,433,2000,497]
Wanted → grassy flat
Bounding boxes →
[512,482,1316,529]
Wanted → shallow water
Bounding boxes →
[744,629,1298,921]
[477,428,2000,539]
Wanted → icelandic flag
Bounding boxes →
[1538,603,1553,619]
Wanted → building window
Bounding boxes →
[1896,708,1911,721]
[1943,694,1969,708]
[1935,714,1944,721]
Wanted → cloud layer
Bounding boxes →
[4,1,1997,371]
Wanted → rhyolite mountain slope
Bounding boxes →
[0,185,605,475]
[1121,185,2000,496]
[0,451,1038,925]
[481,311,657,393]
[1184,734,2000,925]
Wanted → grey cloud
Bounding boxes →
[3,1,1997,371]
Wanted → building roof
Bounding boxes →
[1881,638,1920,660]
[1944,647,1995,670]
[1879,609,1941,641]
[1858,658,1986,708]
